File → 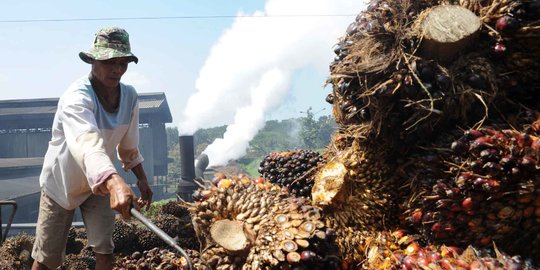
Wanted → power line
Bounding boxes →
[0,14,356,23]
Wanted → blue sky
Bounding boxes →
[0,1,365,131]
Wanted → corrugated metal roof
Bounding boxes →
[139,98,164,110]
[0,92,172,128]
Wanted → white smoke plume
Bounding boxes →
[179,0,366,167]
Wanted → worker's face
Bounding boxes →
[91,57,130,88]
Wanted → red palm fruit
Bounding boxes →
[417,249,427,259]
[428,252,442,262]
[300,250,316,261]
[532,138,540,150]
[441,246,461,258]
[470,260,483,270]
[517,194,533,204]
[416,257,430,268]
[392,229,407,239]
[493,43,507,54]
[443,223,455,233]
[456,259,469,268]
[462,197,474,210]
[479,235,492,246]
[253,177,265,185]
[410,210,423,224]
[464,130,483,140]
[440,259,453,270]
[405,243,420,255]
[402,255,417,270]
[495,15,520,31]
[435,231,448,240]
[517,133,532,147]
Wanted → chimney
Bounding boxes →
[178,135,197,200]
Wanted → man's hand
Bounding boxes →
[105,174,136,219]
[137,178,153,210]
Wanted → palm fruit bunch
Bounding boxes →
[176,223,199,251]
[326,0,540,155]
[401,125,540,260]
[161,200,190,221]
[112,219,138,254]
[135,228,169,252]
[132,212,192,252]
[113,247,187,270]
[0,234,34,270]
[312,131,399,266]
[184,176,341,270]
[152,214,183,239]
[258,149,325,197]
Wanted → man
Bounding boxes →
[31,27,153,270]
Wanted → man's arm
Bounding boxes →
[132,163,153,210]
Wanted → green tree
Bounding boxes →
[165,126,179,149]
[317,115,337,147]
[300,107,319,149]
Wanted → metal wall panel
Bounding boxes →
[114,128,154,186]
[27,132,51,157]
[0,133,27,158]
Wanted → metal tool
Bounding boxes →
[0,200,17,245]
[130,207,193,270]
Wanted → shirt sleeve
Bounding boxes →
[60,91,117,194]
[117,98,144,171]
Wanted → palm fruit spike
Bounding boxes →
[258,149,325,198]
[402,127,540,260]
[184,177,340,270]
[313,144,398,267]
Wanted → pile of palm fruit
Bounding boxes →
[312,0,540,267]
[0,200,200,269]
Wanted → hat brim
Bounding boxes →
[79,50,138,64]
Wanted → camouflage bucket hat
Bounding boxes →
[79,27,138,64]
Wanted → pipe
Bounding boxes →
[194,153,209,180]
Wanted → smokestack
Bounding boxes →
[178,135,197,200]
[179,135,196,181]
